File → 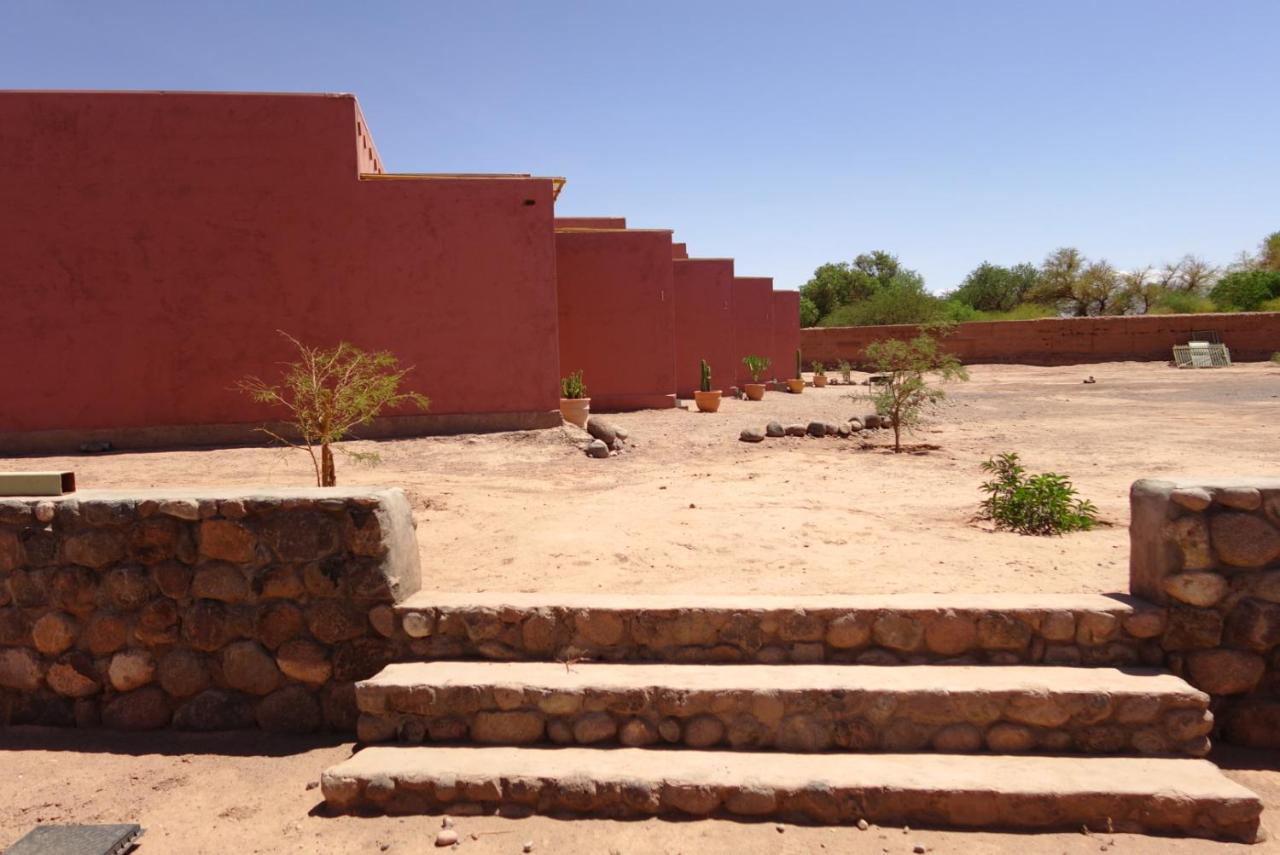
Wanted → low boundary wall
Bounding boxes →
[802,313,1280,367]
[0,488,419,732]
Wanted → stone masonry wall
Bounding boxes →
[0,488,419,732]
[1131,479,1280,747]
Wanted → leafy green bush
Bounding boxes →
[1148,291,1217,315]
[979,453,1099,535]
[742,354,771,382]
[1209,269,1280,311]
[821,283,946,327]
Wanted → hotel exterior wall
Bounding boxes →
[772,290,801,381]
[0,91,561,452]
[554,229,677,411]
[732,277,776,385]
[673,259,736,397]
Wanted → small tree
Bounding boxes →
[237,332,430,487]
[860,325,967,453]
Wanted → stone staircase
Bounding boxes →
[320,592,1264,842]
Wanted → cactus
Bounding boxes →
[811,360,825,377]
[795,348,802,380]
[699,359,712,393]
[560,369,586,399]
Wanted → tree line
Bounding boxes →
[799,231,1280,327]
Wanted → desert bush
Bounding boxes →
[1148,290,1217,315]
[560,370,587,399]
[237,332,430,487]
[861,325,967,453]
[979,452,1098,535]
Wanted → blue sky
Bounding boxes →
[4,1,1277,292]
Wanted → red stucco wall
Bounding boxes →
[0,91,562,451]
[554,217,626,229]
[732,277,776,384]
[554,229,676,411]
[801,313,1280,367]
[673,259,736,396]
[771,291,801,380]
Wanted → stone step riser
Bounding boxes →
[355,664,1212,756]
[321,747,1263,842]
[392,593,1167,667]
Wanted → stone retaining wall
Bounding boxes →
[1131,479,1280,747]
[0,488,419,732]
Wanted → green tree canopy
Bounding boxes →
[1210,269,1280,311]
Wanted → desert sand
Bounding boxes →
[1,360,1277,852]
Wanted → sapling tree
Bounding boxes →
[859,325,967,453]
[237,332,430,487]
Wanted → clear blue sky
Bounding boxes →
[4,1,1277,292]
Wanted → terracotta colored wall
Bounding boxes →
[673,259,736,396]
[801,313,1280,367]
[671,243,688,260]
[554,217,626,229]
[771,291,801,381]
[554,229,676,410]
[0,91,562,451]
[732,277,776,384]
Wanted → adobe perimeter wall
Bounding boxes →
[554,229,677,411]
[0,488,419,732]
[673,259,736,397]
[0,91,562,453]
[732,277,776,385]
[801,313,1280,367]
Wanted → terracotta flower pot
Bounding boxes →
[785,379,805,394]
[693,390,722,413]
[814,375,828,387]
[743,383,766,401]
[559,397,590,428]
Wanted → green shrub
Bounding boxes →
[979,453,1099,535]
[742,355,771,382]
[1210,269,1280,311]
[1272,352,1280,365]
[560,370,587,399]
[820,286,946,327]
[1261,297,1280,313]
[1148,291,1217,315]
[973,303,1059,321]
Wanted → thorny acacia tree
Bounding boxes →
[860,325,968,453]
[237,332,430,487]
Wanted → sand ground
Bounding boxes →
[1,361,1277,852]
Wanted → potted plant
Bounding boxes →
[693,359,722,413]
[786,348,805,394]
[741,355,770,401]
[812,361,828,387]
[838,360,853,384]
[559,369,590,427]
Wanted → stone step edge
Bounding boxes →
[353,662,1213,756]
[395,591,1143,614]
[386,591,1167,668]
[320,746,1263,842]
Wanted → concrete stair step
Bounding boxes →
[391,591,1165,666]
[355,661,1212,756]
[320,745,1263,841]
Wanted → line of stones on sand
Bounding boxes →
[739,415,887,443]
[0,494,402,732]
[354,683,1214,757]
